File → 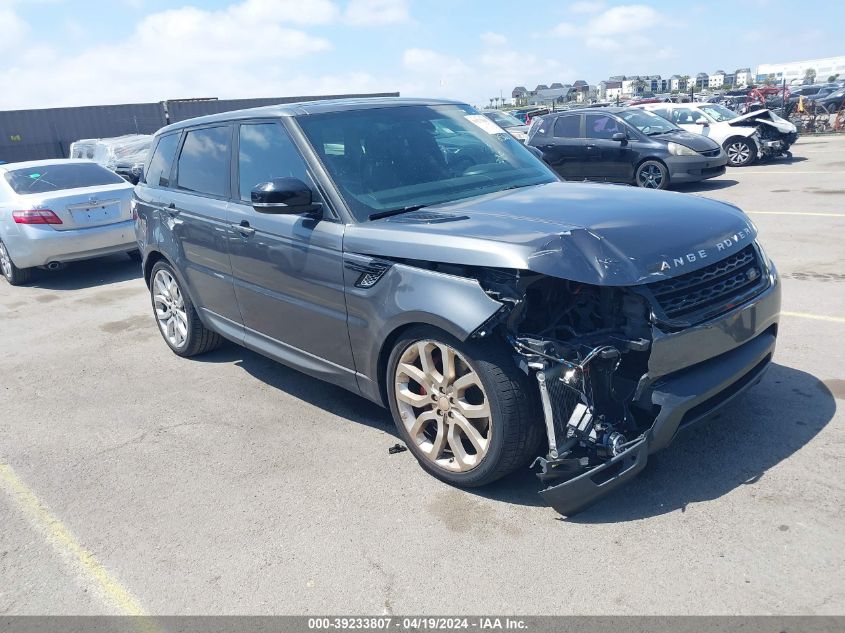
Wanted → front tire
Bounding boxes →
[0,240,32,286]
[635,160,669,189]
[386,326,542,487]
[724,138,755,167]
[149,261,222,357]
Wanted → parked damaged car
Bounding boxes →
[636,103,798,167]
[134,98,781,515]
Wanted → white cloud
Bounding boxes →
[569,1,605,13]
[480,31,508,46]
[585,4,664,36]
[549,22,577,37]
[0,0,344,109]
[545,5,676,63]
[0,7,29,53]
[345,0,409,26]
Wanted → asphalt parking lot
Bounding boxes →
[1,135,843,616]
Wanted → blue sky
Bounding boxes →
[0,0,842,110]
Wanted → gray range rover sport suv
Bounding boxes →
[134,98,781,515]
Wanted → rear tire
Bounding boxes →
[724,137,755,167]
[386,325,543,488]
[635,160,669,189]
[0,240,33,286]
[149,260,222,357]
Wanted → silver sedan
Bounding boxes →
[0,159,137,285]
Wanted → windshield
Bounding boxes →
[620,109,678,134]
[483,111,524,128]
[296,104,557,222]
[699,104,737,122]
[4,162,125,195]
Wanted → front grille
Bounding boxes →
[700,148,721,157]
[647,244,767,324]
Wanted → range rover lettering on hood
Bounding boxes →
[649,224,754,273]
[347,182,759,286]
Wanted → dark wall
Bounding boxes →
[0,92,400,164]
[0,104,166,163]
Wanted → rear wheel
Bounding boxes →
[149,261,222,357]
[386,326,542,487]
[0,240,33,286]
[724,138,755,167]
[635,160,669,189]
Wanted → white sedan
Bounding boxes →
[0,159,137,285]
[634,102,797,167]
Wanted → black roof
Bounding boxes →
[157,97,463,134]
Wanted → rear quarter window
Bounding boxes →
[3,163,125,195]
[143,133,181,188]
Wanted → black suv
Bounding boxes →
[134,98,780,515]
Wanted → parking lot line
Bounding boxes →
[0,462,146,616]
[737,171,843,175]
[781,311,845,324]
[748,211,845,217]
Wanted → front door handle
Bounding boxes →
[235,221,255,237]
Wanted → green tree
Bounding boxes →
[828,74,840,83]
[803,67,816,84]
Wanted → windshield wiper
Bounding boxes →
[646,130,673,136]
[369,204,428,221]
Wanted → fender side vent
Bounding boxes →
[345,259,393,288]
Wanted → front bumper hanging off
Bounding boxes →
[536,277,781,516]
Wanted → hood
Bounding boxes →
[729,109,797,134]
[345,182,757,286]
[661,130,721,152]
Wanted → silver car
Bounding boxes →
[0,159,138,285]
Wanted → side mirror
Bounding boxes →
[611,132,627,142]
[695,118,709,125]
[251,177,321,215]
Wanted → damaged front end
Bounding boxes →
[729,110,799,159]
[467,244,780,516]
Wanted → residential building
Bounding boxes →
[756,56,845,85]
[669,75,687,92]
[709,70,726,89]
[735,68,752,88]
[604,81,623,102]
[695,72,709,90]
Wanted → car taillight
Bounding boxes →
[12,209,63,225]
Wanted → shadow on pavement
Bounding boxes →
[196,344,394,436]
[675,179,738,193]
[26,254,142,291]
[471,362,836,517]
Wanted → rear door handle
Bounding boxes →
[235,221,255,237]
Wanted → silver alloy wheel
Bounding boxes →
[0,242,11,279]
[727,141,751,166]
[394,340,492,473]
[152,269,188,349]
[638,163,664,188]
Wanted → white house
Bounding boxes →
[708,71,726,89]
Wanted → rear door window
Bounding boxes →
[144,133,180,188]
[176,126,231,198]
[553,115,581,138]
[3,163,125,195]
